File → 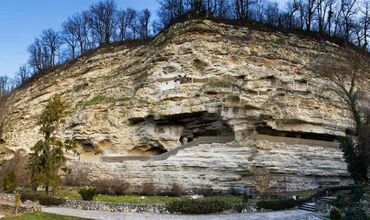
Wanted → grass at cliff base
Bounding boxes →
[2,212,89,220]
[22,187,247,205]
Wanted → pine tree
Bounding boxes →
[28,95,78,195]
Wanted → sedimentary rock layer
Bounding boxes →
[0,19,357,191]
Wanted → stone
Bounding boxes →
[0,19,359,192]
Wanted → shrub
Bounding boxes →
[0,153,29,188]
[330,208,342,220]
[167,198,233,214]
[63,170,89,187]
[2,171,16,192]
[91,179,130,196]
[38,196,66,206]
[256,198,309,210]
[346,207,367,220]
[242,194,249,203]
[233,203,248,213]
[20,192,65,206]
[78,187,97,201]
[141,182,156,196]
[330,195,352,209]
[168,183,184,197]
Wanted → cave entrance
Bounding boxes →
[153,111,235,145]
[255,125,338,142]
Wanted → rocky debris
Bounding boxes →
[61,200,168,214]
[0,193,41,214]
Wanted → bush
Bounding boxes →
[167,199,233,214]
[233,203,248,213]
[168,183,184,197]
[330,208,342,220]
[91,179,130,196]
[2,171,16,192]
[256,198,309,210]
[242,194,249,203]
[141,182,156,196]
[345,207,367,220]
[78,187,97,201]
[63,170,89,187]
[20,192,65,206]
[330,195,352,209]
[0,153,29,188]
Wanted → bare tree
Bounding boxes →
[15,65,31,85]
[265,1,280,26]
[62,18,79,59]
[339,0,358,40]
[0,76,9,97]
[85,0,118,45]
[125,8,138,39]
[137,9,151,39]
[316,52,370,184]
[234,0,254,20]
[360,0,370,48]
[158,0,185,26]
[28,38,46,73]
[41,29,62,66]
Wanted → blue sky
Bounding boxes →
[0,0,289,77]
[0,0,159,77]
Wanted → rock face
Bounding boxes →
[0,19,356,192]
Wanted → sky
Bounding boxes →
[0,0,159,77]
[0,0,289,77]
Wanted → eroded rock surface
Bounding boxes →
[0,19,357,191]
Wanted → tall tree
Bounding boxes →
[62,18,79,59]
[85,0,118,45]
[28,95,78,194]
[316,52,370,185]
[41,29,62,66]
[15,64,31,85]
[137,9,151,39]
[234,0,254,20]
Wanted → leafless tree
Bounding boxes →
[338,0,358,40]
[28,38,46,73]
[234,0,254,20]
[85,0,118,45]
[41,29,62,66]
[15,65,31,85]
[360,0,370,48]
[137,9,151,39]
[0,76,9,97]
[158,0,185,26]
[265,1,280,26]
[62,18,79,59]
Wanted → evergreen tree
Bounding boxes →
[28,95,78,195]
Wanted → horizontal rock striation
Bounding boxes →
[0,19,358,191]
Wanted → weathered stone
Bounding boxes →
[0,19,358,192]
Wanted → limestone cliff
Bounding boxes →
[0,19,357,192]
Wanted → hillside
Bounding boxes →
[0,19,355,192]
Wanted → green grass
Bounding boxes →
[206,79,233,88]
[84,94,116,106]
[22,188,246,205]
[39,188,245,205]
[3,212,89,220]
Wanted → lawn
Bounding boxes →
[94,194,245,204]
[3,212,89,220]
[24,188,246,205]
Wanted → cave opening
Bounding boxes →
[255,124,338,142]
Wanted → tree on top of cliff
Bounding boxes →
[28,95,78,195]
[316,52,370,187]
